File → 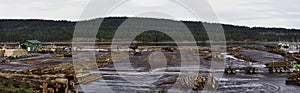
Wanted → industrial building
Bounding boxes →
[20,40,42,52]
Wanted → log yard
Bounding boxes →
[1,1,300,92]
[0,41,299,93]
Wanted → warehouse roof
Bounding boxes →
[23,40,42,44]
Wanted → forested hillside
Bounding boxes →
[0,17,299,42]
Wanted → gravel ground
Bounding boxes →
[78,50,300,93]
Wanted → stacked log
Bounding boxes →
[4,49,28,57]
[0,73,78,93]
[233,53,256,62]
[155,74,218,90]
[0,53,115,93]
[76,72,103,84]
[179,75,207,90]
[0,50,4,57]
[25,63,74,75]
[96,54,113,68]
[286,72,300,85]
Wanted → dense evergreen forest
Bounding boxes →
[0,17,299,42]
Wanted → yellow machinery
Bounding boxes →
[37,47,47,53]
[37,44,56,53]
[162,47,175,52]
[54,47,72,57]
[129,45,142,56]
[134,49,141,55]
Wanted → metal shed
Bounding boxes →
[20,40,42,52]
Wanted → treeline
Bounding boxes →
[0,19,75,42]
[0,17,299,42]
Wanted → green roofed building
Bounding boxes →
[20,40,42,52]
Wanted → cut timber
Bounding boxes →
[286,72,300,85]
[265,61,292,73]
[0,50,4,57]
[3,49,28,57]
[0,72,78,93]
[178,74,218,90]
[76,72,103,84]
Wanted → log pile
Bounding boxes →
[0,73,78,93]
[96,54,113,68]
[156,74,218,90]
[286,72,300,85]
[25,63,74,75]
[0,50,4,57]
[233,53,256,62]
[0,53,114,93]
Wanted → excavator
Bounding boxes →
[54,47,72,57]
[37,44,56,53]
[129,45,142,56]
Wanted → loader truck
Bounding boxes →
[264,60,300,73]
[129,45,141,56]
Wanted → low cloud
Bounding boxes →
[0,0,299,29]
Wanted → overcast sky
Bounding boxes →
[0,0,299,29]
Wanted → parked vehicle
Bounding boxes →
[225,59,258,74]
[129,45,142,56]
[264,60,300,73]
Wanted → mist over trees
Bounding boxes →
[0,17,299,42]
